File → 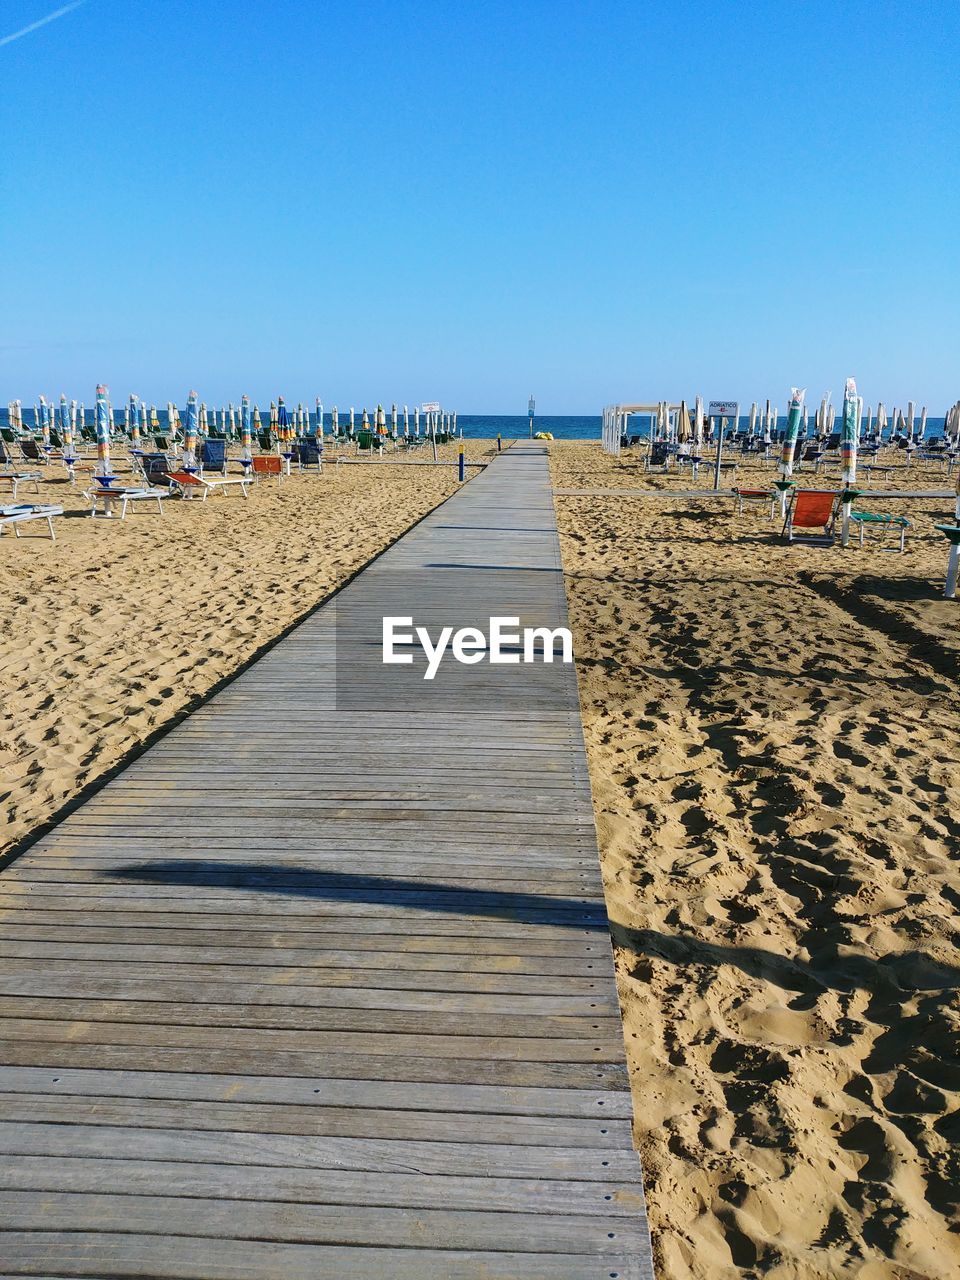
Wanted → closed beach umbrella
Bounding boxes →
[362,408,370,433]
[693,395,704,446]
[876,402,887,441]
[779,387,806,505]
[129,394,140,447]
[840,377,860,545]
[315,397,323,438]
[253,404,262,433]
[183,390,199,468]
[331,405,339,437]
[919,406,928,441]
[403,404,409,436]
[241,394,252,459]
[94,384,112,476]
[391,403,398,437]
[349,407,355,436]
[38,395,51,448]
[59,394,72,457]
[676,399,691,443]
[150,405,160,431]
[228,403,237,438]
[415,407,420,437]
[277,396,289,444]
[269,401,278,432]
[748,402,758,437]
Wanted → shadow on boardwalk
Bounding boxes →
[108,860,611,932]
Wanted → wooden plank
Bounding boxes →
[0,1066,636,1119]
[0,1154,645,1216]
[0,1190,650,1253]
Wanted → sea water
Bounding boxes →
[0,407,949,442]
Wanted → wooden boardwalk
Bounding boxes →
[0,444,654,1279]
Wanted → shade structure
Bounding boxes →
[676,399,692,444]
[391,403,398,437]
[38,396,51,448]
[403,404,409,436]
[183,390,200,469]
[331,406,339,437]
[94,384,112,476]
[349,407,355,436]
[58,394,72,458]
[875,402,887,440]
[269,401,278,431]
[240,394,252,459]
[840,377,860,546]
[277,397,289,445]
[150,405,160,430]
[228,404,237,438]
[315,397,323,438]
[748,402,758,437]
[362,408,370,432]
[779,387,806,483]
[375,404,385,437]
[129,395,140,446]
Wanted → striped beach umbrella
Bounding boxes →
[277,396,289,444]
[315,397,323,438]
[414,407,420,437]
[129,394,140,447]
[840,377,860,546]
[778,387,806,511]
[403,405,409,436]
[269,401,278,433]
[94,384,112,476]
[331,406,339,437]
[362,408,370,433]
[253,404,262,436]
[150,405,160,432]
[391,403,398,438]
[38,396,51,448]
[183,390,199,469]
[59,394,72,456]
[241,394,252,459]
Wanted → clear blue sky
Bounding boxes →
[2,0,957,413]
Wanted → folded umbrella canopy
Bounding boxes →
[94,384,112,476]
[241,395,252,459]
[183,391,199,469]
[129,394,140,447]
[840,377,860,546]
[676,400,692,443]
[403,405,409,437]
[277,396,289,446]
[38,396,51,448]
[59,394,72,459]
[331,406,339,437]
[779,387,806,487]
[315,398,323,438]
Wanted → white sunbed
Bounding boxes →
[0,503,63,539]
[0,471,42,500]
[167,471,251,500]
[86,484,167,520]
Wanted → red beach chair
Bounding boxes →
[251,455,286,487]
[782,489,839,545]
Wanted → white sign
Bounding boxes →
[421,401,441,413]
[708,401,738,416]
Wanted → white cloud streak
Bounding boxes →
[0,1,85,49]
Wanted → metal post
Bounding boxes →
[458,446,465,482]
[946,544,960,599]
[497,433,502,452]
[528,395,535,439]
[712,416,725,490]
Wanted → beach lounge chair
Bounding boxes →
[200,439,228,475]
[19,438,48,465]
[294,441,323,473]
[849,511,910,552]
[782,489,838,545]
[166,469,251,500]
[644,442,671,472]
[0,471,42,501]
[138,453,175,488]
[86,483,167,519]
[734,487,777,518]
[251,454,286,486]
[355,430,384,457]
[0,503,62,539]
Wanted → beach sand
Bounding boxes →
[550,442,960,1279]
[1,441,493,862]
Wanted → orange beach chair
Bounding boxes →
[782,489,839,545]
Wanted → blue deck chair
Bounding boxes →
[200,439,228,475]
